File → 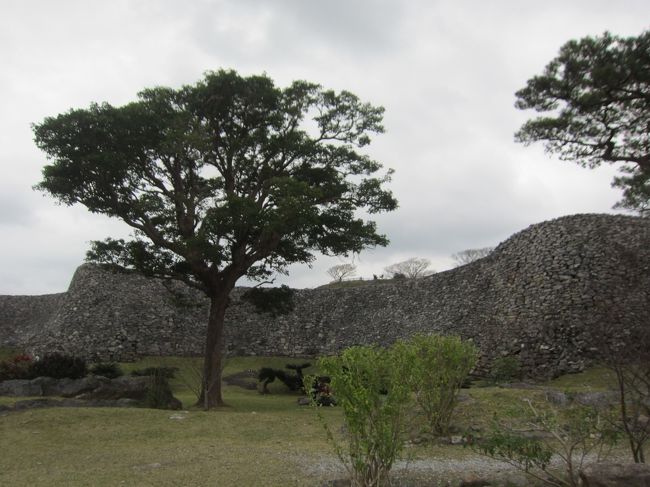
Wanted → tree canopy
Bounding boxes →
[451,247,494,267]
[326,263,357,282]
[384,257,432,279]
[515,30,650,214]
[34,69,397,407]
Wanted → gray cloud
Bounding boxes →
[0,0,646,294]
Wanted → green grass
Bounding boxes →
[0,406,338,486]
[545,366,616,391]
[1,356,338,486]
[0,357,632,486]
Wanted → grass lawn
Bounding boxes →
[0,356,633,486]
[0,356,343,486]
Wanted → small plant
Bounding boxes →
[317,345,413,487]
[143,369,179,409]
[473,400,619,487]
[167,357,205,405]
[131,366,178,379]
[599,324,650,463]
[307,375,336,406]
[397,333,477,436]
[489,356,522,384]
[90,362,123,379]
[0,354,34,381]
[30,353,87,379]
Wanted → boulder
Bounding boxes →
[545,390,569,406]
[76,376,149,400]
[1,376,182,410]
[574,391,618,408]
[77,376,182,410]
[29,376,109,397]
[579,463,650,487]
[0,379,43,396]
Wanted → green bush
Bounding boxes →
[473,401,619,487]
[397,334,477,436]
[0,354,34,381]
[489,356,522,384]
[90,362,123,379]
[30,353,87,379]
[317,345,412,487]
[143,371,178,409]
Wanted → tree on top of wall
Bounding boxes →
[451,247,494,267]
[326,263,357,282]
[384,257,433,279]
[33,69,397,409]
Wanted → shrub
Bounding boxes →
[131,366,178,379]
[317,345,412,487]
[30,353,87,379]
[473,400,619,487]
[489,356,522,384]
[307,375,336,406]
[143,371,177,409]
[599,324,650,463]
[90,362,123,379]
[0,354,34,381]
[397,333,477,436]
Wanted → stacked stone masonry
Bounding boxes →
[1,213,649,378]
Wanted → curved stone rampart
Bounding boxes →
[1,213,649,378]
[0,293,64,348]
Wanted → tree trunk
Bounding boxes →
[197,291,230,409]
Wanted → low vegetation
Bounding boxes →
[317,345,413,486]
[0,352,87,381]
[0,349,642,486]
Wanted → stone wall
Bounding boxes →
[1,213,649,378]
[0,293,64,348]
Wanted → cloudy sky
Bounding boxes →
[1,1,648,294]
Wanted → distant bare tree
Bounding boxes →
[451,247,494,267]
[384,257,432,279]
[327,263,357,282]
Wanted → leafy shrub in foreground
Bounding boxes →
[397,333,477,436]
[30,353,87,379]
[473,400,618,487]
[317,345,412,487]
[90,362,123,379]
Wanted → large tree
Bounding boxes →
[515,30,650,214]
[34,70,397,408]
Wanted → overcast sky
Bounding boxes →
[1,1,648,295]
